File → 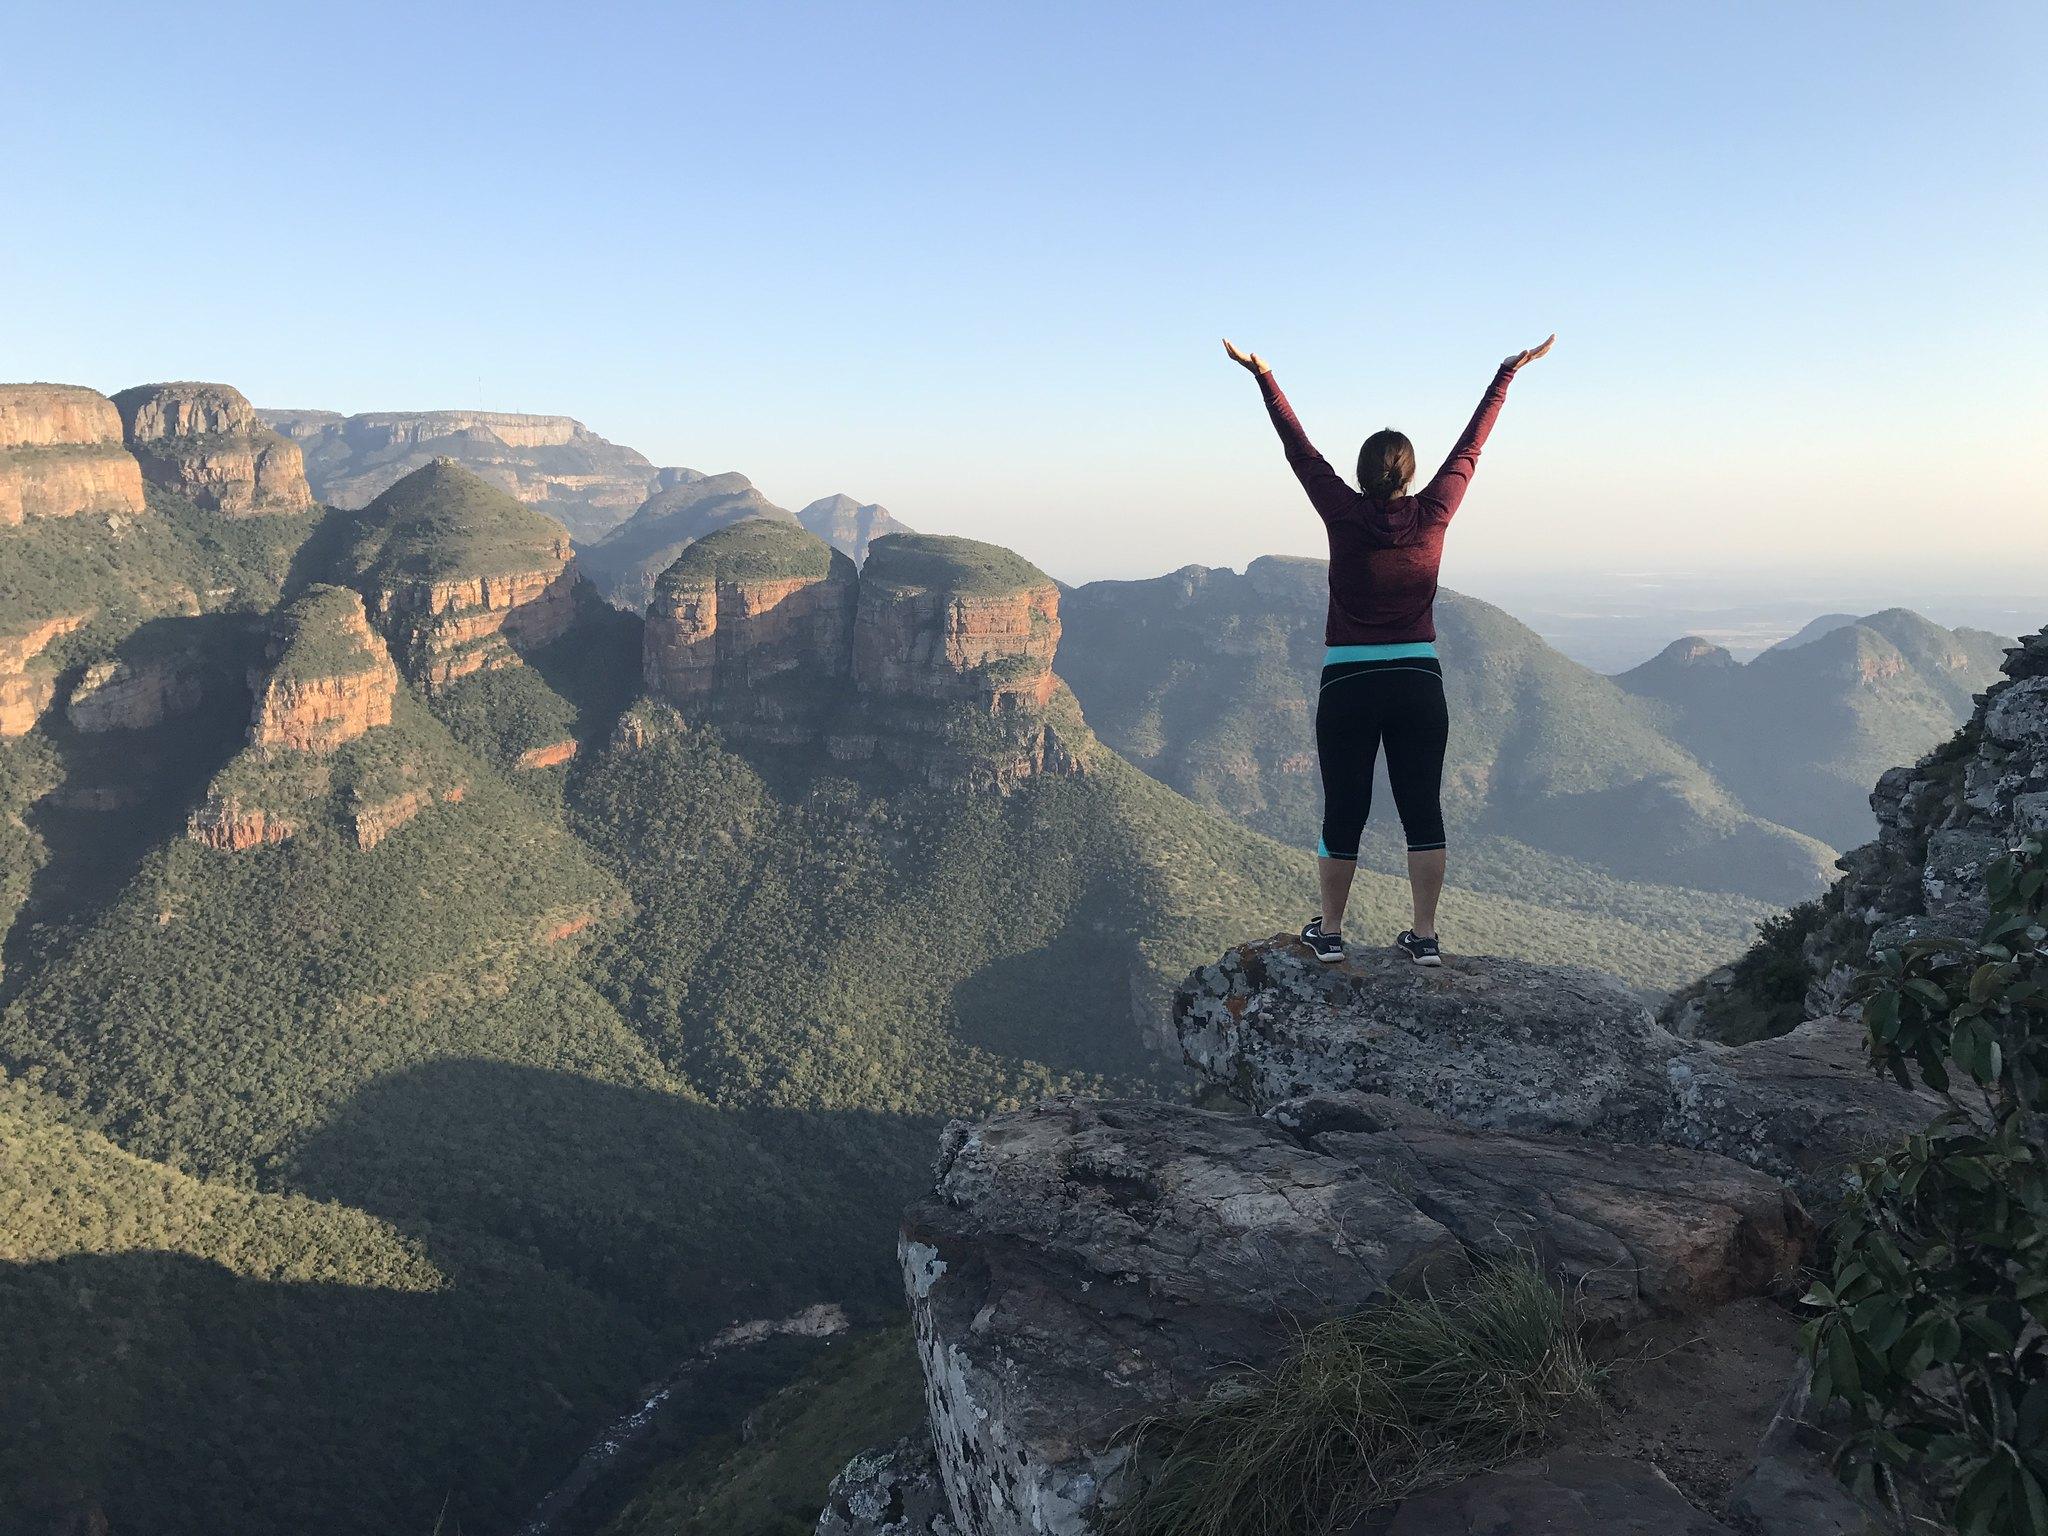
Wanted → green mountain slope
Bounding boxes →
[1056,556,1835,903]
[1616,608,2010,848]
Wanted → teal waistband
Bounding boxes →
[1323,642,1438,665]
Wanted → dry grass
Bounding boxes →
[1106,1262,1598,1536]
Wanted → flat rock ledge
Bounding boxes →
[1177,937,1940,1210]
[887,1097,1805,1536]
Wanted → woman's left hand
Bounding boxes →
[1505,334,1556,370]
[1223,338,1270,374]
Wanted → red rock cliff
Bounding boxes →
[251,587,401,752]
[0,384,148,526]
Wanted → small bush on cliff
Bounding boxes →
[1802,839,2048,1536]
[1108,1262,1595,1536]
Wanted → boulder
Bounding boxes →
[817,1437,961,1536]
[1181,940,1937,1209]
[1377,1452,1734,1535]
[1308,1113,1810,1328]
[901,1098,1468,1536]
[1660,1016,1945,1212]
[1175,938,1681,1138]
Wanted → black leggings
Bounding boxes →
[1315,657,1448,859]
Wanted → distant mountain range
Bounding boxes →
[259,405,907,561]
[1615,609,2008,849]
[1056,558,2008,902]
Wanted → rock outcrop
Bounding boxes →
[643,526,1087,790]
[642,518,858,739]
[348,460,581,692]
[187,585,458,853]
[65,653,206,733]
[260,407,668,541]
[112,383,312,516]
[249,586,399,753]
[0,384,147,525]
[1176,943,1680,1138]
[901,1100,1470,1535]
[1795,624,2048,1013]
[1177,939,1937,1212]
[0,612,90,736]
[817,1437,960,1536]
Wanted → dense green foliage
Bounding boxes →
[863,530,1050,596]
[657,518,849,589]
[603,1328,927,1536]
[1110,1264,1597,1536]
[0,483,324,652]
[1802,841,2048,1535]
[1668,898,1829,1044]
[265,582,385,682]
[349,460,570,583]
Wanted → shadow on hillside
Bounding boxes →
[279,502,375,600]
[0,1246,590,1536]
[515,595,645,753]
[281,1056,924,1333]
[3,1060,934,1536]
[3,616,255,1002]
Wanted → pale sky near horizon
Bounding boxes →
[4,1,2043,592]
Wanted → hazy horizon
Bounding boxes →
[6,1,2044,599]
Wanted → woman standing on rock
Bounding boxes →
[1223,333,1554,966]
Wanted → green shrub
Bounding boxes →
[1802,839,2048,1535]
[1108,1263,1596,1536]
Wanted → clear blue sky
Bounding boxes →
[5,1,2043,588]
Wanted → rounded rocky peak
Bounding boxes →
[653,517,850,593]
[862,532,1053,599]
[111,381,260,442]
[354,459,573,582]
[1657,635,1736,668]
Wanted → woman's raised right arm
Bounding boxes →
[1224,338,1351,522]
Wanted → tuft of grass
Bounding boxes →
[1107,1262,1597,1536]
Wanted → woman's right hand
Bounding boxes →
[1504,334,1556,370]
[1223,338,1270,375]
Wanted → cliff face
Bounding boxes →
[823,930,1944,1536]
[0,384,147,526]
[261,406,666,542]
[641,526,1085,789]
[251,587,400,753]
[0,613,91,736]
[348,460,582,693]
[642,519,859,742]
[112,383,313,516]
[1793,624,2048,1014]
